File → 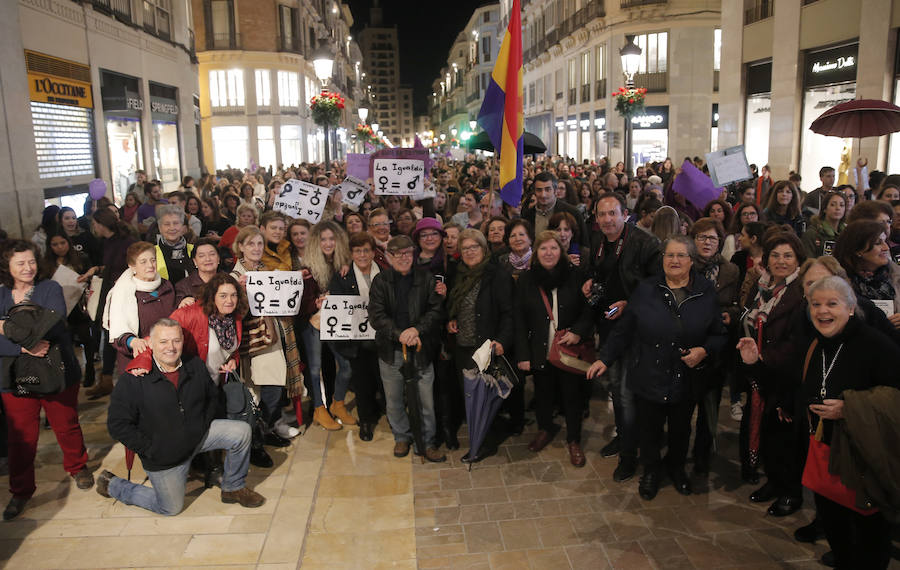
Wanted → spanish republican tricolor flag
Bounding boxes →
[477,0,523,207]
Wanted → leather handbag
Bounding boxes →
[539,288,594,375]
[799,340,878,515]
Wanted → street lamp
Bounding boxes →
[620,35,642,175]
[312,46,335,166]
[371,122,379,133]
[358,106,368,122]
[469,119,477,132]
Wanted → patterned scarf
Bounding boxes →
[851,265,896,302]
[746,268,799,329]
[508,249,532,271]
[208,313,237,352]
[448,257,489,320]
[694,254,722,286]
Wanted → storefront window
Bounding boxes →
[258,125,275,169]
[594,114,607,159]
[631,107,669,167]
[280,124,302,165]
[152,121,179,192]
[744,95,770,169]
[106,117,143,203]
[211,125,248,171]
[800,83,856,190]
[889,79,900,175]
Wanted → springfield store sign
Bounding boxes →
[28,71,93,108]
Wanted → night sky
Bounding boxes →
[347,0,488,116]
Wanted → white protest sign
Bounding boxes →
[411,180,437,202]
[319,295,375,340]
[245,271,304,316]
[373,158,425,196]
[273,179,329,223]
[705,145,753,187]
[337,175,370,210]
[872,299,895,317]
[51,264,86,316]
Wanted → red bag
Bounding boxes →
[539,289,595,375]
[799,340,878,515]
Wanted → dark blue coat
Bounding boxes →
[598,271,727,403]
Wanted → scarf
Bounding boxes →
[353,262,380,301]
[103,271,163,341]
[448,257,490,319]
[851,264,896,302]
[746,268,799,332]
[533,259,570,294]
[208,312,237,352]
[122,203,139,223]
[508,249,532,271]
[694,254,722,286]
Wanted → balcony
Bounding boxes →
[580,84,591,103]
[633,71,667,92]
[466,91,481,103]
[207,33,241,51]
[595,78,608,100]
[278,105,299,115]
[713,69,719,92]
[277,35,302,55]
[620,0,666,7]
[91,0,132,23]
[568,88,577,105]
[744,0,773,24]
[211,105,245,116]
[547,28,559,47]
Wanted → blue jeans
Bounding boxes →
[300,326,352,408]
[607,359,637,459]
[108,419,251,516]
[379,350,436,452]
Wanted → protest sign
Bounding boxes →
[337,175,370,210]
[245,271,304,317]
[272,179,329,223]
[706,145,753,187]
[372,158,425,196]
[347,153,371,180]
[319,295,375,340]
[51,264,86,316]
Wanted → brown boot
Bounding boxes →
[329,400,357,426]
[313,406,342,431]
[221,487,266,508]
[86,374,113,400]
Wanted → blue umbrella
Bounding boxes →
[461,351,518,470]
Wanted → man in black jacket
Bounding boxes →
[583,192,662,483]
[96,318,264,515]
[521,172,589,248]
[369,235,446,463]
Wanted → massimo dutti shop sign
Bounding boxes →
[804,43,859,88]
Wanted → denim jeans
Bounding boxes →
[379,350,436,452]
[606,359,637,459]
[300,326,352,408]
[108,419,251,516]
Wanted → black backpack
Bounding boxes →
[221,371,258,425]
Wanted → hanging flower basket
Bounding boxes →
[355,123,375,143]
[613,86,647,118]
[310,91,345,127]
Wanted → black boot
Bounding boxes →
[82,362,95,388]
[794,517,824,543]
[442,423,459,450]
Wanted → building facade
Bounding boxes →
[0,0,200,235]
[491,0,721,167]
[358,1,414,147]
[718,0,900,190]
[429,3,501,144]
[192,0,362,173]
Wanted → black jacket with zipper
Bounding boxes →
[447,262,516,352]
[598,271,727,403]
[368,267,445,367]
[107,356,220,472]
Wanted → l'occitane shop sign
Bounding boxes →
[29,71,93,108]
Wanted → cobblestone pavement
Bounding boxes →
[0,385,897,569]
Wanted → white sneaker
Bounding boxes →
[274,419,301,439]
[730,402,743,421]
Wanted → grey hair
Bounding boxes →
[155,204,185,223]
[149,317,183,338]
[807,275,857,311]
[459,228,489,256]
[663,234,698,261]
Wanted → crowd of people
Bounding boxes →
[1,154,898,569]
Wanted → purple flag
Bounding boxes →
[671,159,722,211]
[347,154,371,180]
[414,136,434,177]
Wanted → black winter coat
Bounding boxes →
[448,262,515,351]
[107,356,220,472]
[598,271,727,403]
[585,223,662,300]
[514,264,594,370]
[521,199,589,249]
[368,268,445,367]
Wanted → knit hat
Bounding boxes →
[412,217,445,240]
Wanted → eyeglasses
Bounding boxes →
[370,222,390,228]
[663,253,691,260]
[389,249,414,259]
[694,235,719,243]
[460,245,482,253]
[419,231,441,239]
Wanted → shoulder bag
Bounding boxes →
[539,288,594,375]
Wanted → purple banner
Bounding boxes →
[671,159,723,211]
[346,154,371,180]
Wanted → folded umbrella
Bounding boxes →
[401,344,427,462]
[462,348,519,471]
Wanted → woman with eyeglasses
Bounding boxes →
[588,236,726,498]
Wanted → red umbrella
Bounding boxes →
[809,98,900,138]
